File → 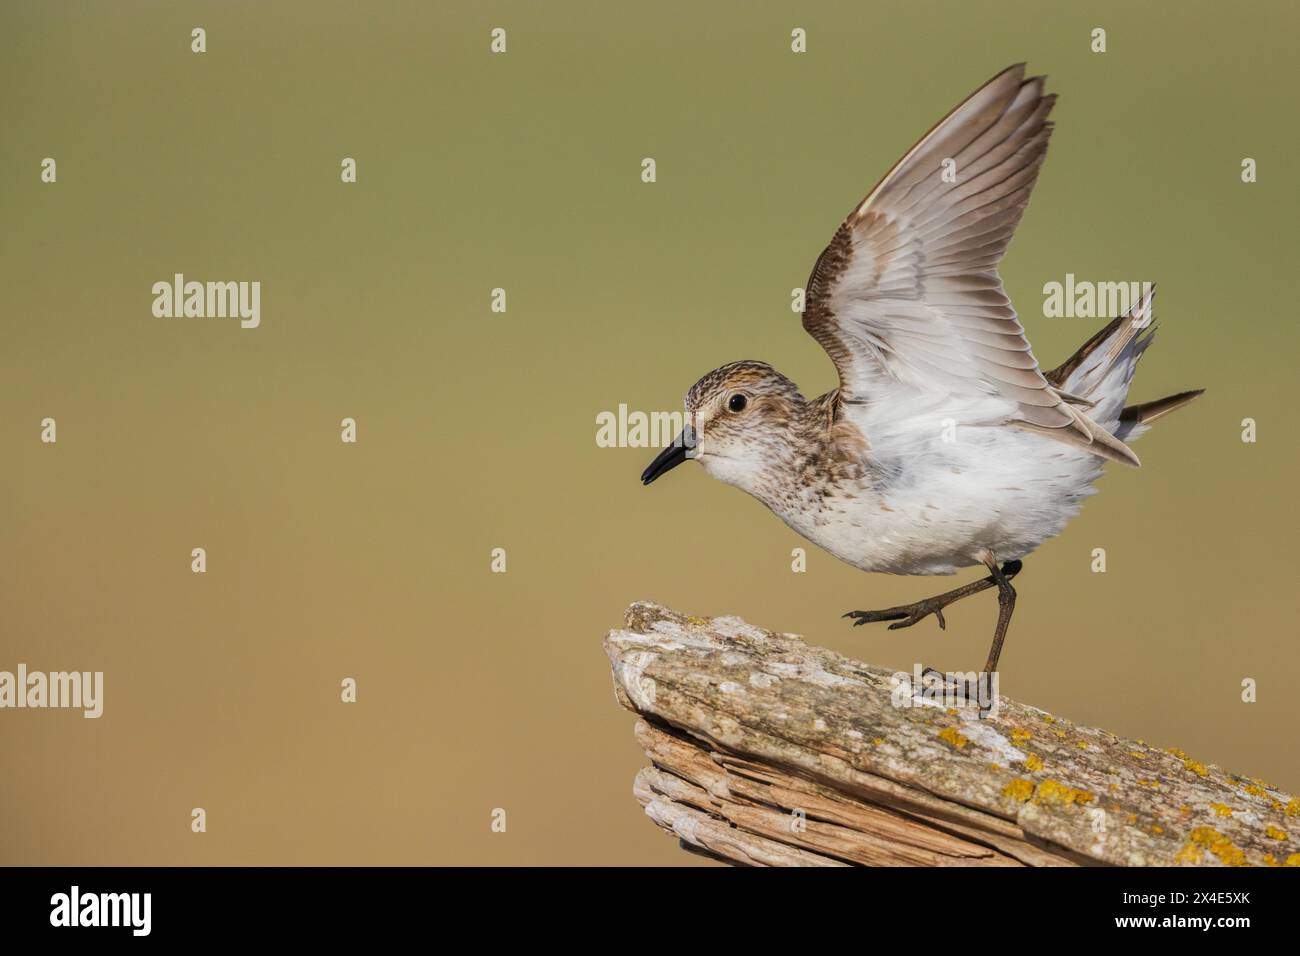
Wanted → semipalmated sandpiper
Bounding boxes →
[641,64,1202,680]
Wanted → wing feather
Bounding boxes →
[801,64,1136,464]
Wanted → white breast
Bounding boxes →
[773,390,1105,575]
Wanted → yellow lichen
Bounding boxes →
[1076,741,1089,750]
[1243,784,1268,799]
[1181,758,1209,778]
[1127,751,1146,760]
[1264,854,1279,867]
[685,615,707,626]
[938,727,968,749]
[1002,778,1034,801]
[1034,779,1095,807]
[1286,855,1300,867]
[1011,728,1032,746]
[1266,825,1288,840]
[1174,843,1204,864]
[1187,827,1247,867]
[1151,825,1164,834]
[1286,798,1300,818]
[1024,753,1044,773]
[1208,803,1234,818]
[873,737,884,746]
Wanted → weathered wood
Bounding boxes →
[606,601,1300,867]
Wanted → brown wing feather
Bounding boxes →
[801,65,1092,441]
[799,65,1164,466]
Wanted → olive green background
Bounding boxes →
[1,1,1297,865]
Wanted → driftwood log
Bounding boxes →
[605,601,1300,867]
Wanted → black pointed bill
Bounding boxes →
[640,427,696,486]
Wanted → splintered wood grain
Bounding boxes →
[607,601,1300,867]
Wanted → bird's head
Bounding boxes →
[640,360,804,492]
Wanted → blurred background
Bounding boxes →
[1,0,1296,865]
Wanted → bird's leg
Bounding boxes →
[843,560,1022,633]
[981,556,1019,676]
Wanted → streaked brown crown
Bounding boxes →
[685,361,801,413]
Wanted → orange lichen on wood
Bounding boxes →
[937,726,968,750]
[1033,779,1094,807]
[1002,778,1035,802]
[1185,827,1247,867]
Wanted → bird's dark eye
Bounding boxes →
[728,393,748,413]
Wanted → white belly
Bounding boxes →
[773,424,1104,576]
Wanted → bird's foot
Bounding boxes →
[912,665,997,719]
[918,664,952,686]
[843,597,949,631]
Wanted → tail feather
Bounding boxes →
[1037,284,1202,460]
[1120,389,1206,425]
[1115,388,1204,442]
[1045,284,1155,409]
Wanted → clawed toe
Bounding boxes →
[913,665,964,695]
[914,666,996,717]
[892,604,946,631]
[919,665,954,688]
[844,601,946,631]
[843,609,906,626]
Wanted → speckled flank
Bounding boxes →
[672,336,1187,576]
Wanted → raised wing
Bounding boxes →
[802,64,1124,457]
